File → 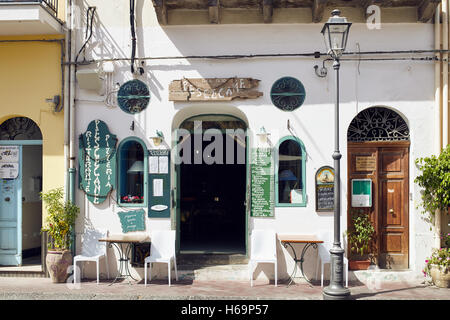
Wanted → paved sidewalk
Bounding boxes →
[0,276,448,300]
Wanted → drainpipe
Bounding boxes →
[437,2,447,249]
[443,0,448,149]
[436,4,442,155]
[67,0,77,257]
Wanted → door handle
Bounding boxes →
[389,209,394,214]
[4,197,10,202]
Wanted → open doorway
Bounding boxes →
[177,115,247,254]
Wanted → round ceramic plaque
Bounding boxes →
[270,77,306,111]
[117,79,150,114]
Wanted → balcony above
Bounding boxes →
[151,0,440,25]
[0,0,63,35]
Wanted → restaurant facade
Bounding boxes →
[67,0,447,282]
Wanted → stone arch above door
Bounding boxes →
[0,117,42,141]
[347,107,409,142]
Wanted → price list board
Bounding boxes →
[250,148,274,217]
[315,166,335,212]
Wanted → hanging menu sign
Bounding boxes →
[148,149,170,218]
[315,166,335,212]
[118,209,146,233]
[79,120,118,204]
[250,148,274,217]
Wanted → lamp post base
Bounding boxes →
[323,286,351,300]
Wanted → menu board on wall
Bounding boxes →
[0,146,19,179]
[118,209,146,233]
[315,166,335,212]
[148,149,170,218]
[79,120,118,204]
[250,148,274,217]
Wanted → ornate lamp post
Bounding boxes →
[321,9,352,300]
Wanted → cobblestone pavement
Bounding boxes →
[0,277,448,300]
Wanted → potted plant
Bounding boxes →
[423,248,450,288]
[40,187,79,283]
[346,209,375,270]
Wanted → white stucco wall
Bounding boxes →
[72,0,436,280]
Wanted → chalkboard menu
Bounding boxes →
[118,209,146,233]
[79,120,117,204]
[315,166,335,212]
[250,148,274,217]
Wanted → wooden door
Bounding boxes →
[378,147,409,269]
[348,142,409,269]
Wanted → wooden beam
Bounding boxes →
[312,0,327,23]
[418,0,441,22]
[208,0,220,24]
[263,0,273,24]
[152,0,168,25]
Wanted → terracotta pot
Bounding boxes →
[429,265,450,288]
[46,250,72,283]
[349,259,371,270]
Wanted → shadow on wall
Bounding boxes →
[75,0,163,101]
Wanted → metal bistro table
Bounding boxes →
[99,234,150,285]
[278,234,323,286]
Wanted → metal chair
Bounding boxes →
[248,229,277,286]
[144,230,178,286]
[73,228,109,284]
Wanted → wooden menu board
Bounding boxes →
[315,166,335,212]
[250,148,274,217]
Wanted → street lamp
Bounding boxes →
[321,9,351,300]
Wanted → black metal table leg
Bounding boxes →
[283,241,318,286]
[109,242,137,285]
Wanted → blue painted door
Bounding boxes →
[0,145,22,266]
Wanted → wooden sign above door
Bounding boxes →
[169,77,263,102]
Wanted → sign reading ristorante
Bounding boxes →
[169,77,263,102]
[79,120,117,204]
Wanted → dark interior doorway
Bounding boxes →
[178,115,247,254]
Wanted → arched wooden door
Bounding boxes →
[347,107,410,269]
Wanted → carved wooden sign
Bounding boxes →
[169,77,263,102]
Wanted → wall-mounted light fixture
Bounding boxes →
[256,126,270,144]
[150,130,164,146]
[46,95,62,112]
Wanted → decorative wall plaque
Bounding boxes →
[117,79,150,114]
[270,77,306,111]
[79,120,117,204]
[355,156,376,171]
[169,77,263,102]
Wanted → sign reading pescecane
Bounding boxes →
[79,120,117,204]
[169,77,263,102]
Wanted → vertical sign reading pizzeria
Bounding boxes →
[250,148,274,217]
[79,120,117,204]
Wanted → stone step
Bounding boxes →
[177,264,252,281]
[177,254,249,266]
